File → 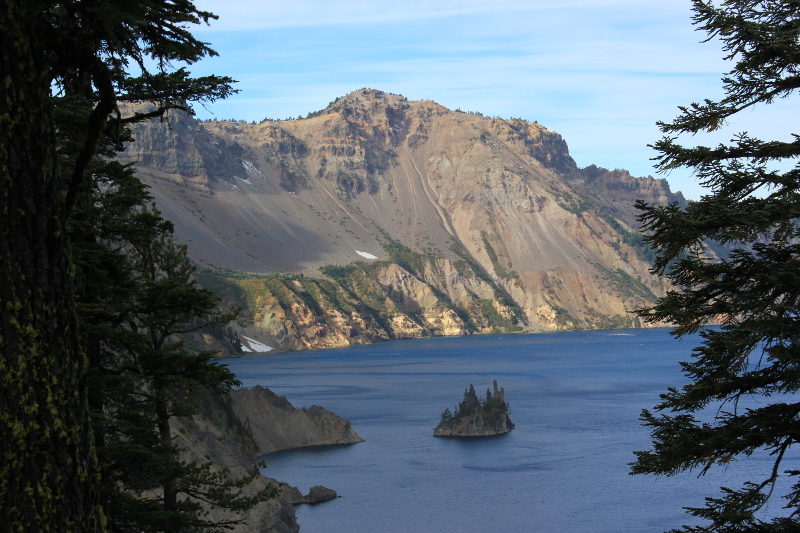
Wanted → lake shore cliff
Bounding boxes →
[173,386,363,533]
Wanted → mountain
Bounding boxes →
[120,89,682,352]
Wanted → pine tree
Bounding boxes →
[89,212,274,532]
[440,408,453,424]
[58,71,272,532]
[630,1,800,531]
[0,2,234,530]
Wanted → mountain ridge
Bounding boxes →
[120,88,682,350]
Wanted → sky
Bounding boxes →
[188,0,799,200]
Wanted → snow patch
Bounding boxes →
[356,250,377,260]
[240,335,273,353]
[235,176,256,189]
[241,159,265,180]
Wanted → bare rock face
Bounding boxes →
[172,413,300,533]
[281,484,338,505]
[172,386,363,533]
[302,486,339,504]
[434,380,514,437]
[229,385,364,453]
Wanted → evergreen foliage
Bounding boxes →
[81,193,272,531]
[440,383,513,432]
[319,264,357,280]
[64,65,272,533]
[630,1,800,531]
[440,408,453,424]
[0,2,265,532]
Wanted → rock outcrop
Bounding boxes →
[172,386,363,532]
[172,410,298,533]
[299,485,339,505]
[434,380,514,437]
[228,385,364,453]
[278,484,339,506]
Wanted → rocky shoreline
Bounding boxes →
[231,385,364,454]
[174,385,364,532]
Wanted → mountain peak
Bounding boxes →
[318,88,407,113]
[343,88,407,104]
[121,90,681,343]
[302,88,409,120]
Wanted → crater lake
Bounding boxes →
[223,329,771,533]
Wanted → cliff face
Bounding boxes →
[172,386,364,532]
[121,89,682,349]
[172,415,299,533]
[228,385,364,453]
[196,253,523,354]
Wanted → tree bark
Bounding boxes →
[155,395,179,514]
[0,3,104,531]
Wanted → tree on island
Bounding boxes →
[435,381,513,436]
[631,1,800,530]
[440,408,453,424]
[0,2,272,531]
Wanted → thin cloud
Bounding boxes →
[184,0,796,200]
[195,0,657,31]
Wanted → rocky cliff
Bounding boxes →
[173,386,364,532]
[120,89,683,350]
[434,380,514,437]
[228,385,364,453]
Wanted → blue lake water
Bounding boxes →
[223,329,771,533]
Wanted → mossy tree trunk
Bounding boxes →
[0,3,104,531]
[1,1,236,529]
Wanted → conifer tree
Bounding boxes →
[70,146,274,530]
[86,205,274,532]
[54,42,272,533]
[1,2,234,530]
[631,1,800,531]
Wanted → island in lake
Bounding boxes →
[434,380,514,437]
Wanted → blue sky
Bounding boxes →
[189,0,798,200]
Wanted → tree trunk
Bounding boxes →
[155,395,178,514]
[0,3,104,531]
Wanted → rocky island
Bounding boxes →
[434,380,514,437]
